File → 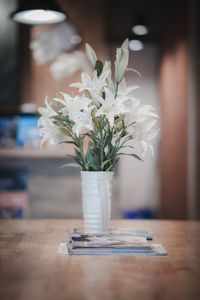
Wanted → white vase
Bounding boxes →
[81,171,114,234]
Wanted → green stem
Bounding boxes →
[115,82,119,98]
[79,138,85,170]
[99,117,104,170]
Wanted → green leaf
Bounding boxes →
[126,68,141,77]
[130,154,143,161]
[60,163,81,169]
[107,157,120,171]
[95,60,103,77]
[84,132,101,146]
[105,130,113,148]
[120,145,135,150]
[59,128,71,137]
[117,153,143,161]
[60,138,79,147]
[59,141,75,145]
[50,115,71,124]
[75,148,83,162]
[91,109,100,129]
[65,154,76,159]
[127,121,136,127]
[101,160,111,170]
[114,115,125,124]
[53,119,66,127]
[85,147,91,168]
[88,153,99,171]
[66,154,83,167]
[84,90,92,98]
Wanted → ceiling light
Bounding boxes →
[13,10,66,25]
[129,40,144,51]
[132,25,148,35]
[132,13,149,36]
[71,35,82,45]
[11,0,66,25]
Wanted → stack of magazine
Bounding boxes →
[66,228,167,255]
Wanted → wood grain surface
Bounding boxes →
[0,219,200,300]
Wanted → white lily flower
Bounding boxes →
[38,96,66,148]
[125,98,159,126]
[102,61,113,87]
[69,107,94,137]
[70,69,110,106]
[38,96,56,118]
[38,117,66,148]
[54,93,92,114]
[70,70,110,94]
[115,39,129,83]
[102,61,111,72]
[118,78,139,97]
[95,88,130,127]
[123,96,159,155]
[131,119,159,155]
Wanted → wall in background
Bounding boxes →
[159,38,188,219]
[158,6,200,220]
[118,45,160,215]
[0,0,19,105]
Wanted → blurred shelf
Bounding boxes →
[0,147,74,158]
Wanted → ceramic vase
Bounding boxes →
[81,171,114,234]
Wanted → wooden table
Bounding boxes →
[0,219,200,300]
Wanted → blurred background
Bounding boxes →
[0,0,199,220]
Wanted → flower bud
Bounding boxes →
[85,43,97,68]
[114,39,129,83]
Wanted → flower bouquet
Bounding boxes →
[38,39,159,233]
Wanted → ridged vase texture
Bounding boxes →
[81,171,114,234]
